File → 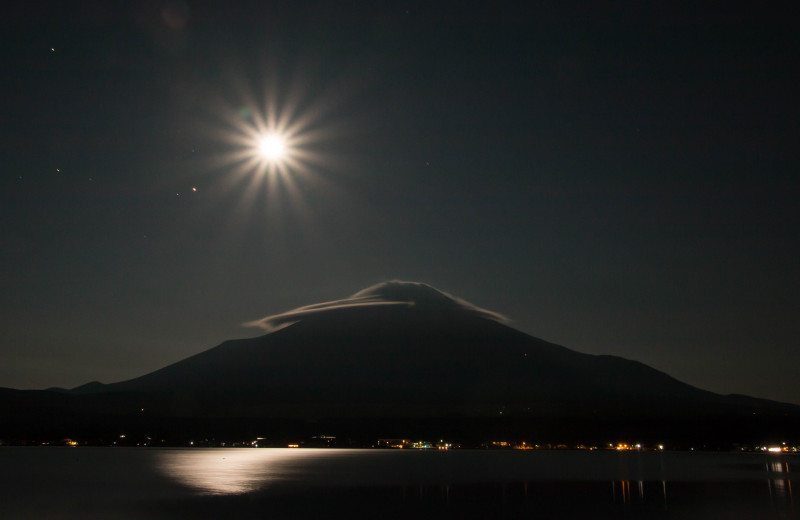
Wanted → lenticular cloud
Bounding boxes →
[244,280,508,332]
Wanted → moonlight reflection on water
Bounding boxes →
[1,448,796,519]
[156,448,346,495]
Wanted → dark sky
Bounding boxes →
[2,1,798,404]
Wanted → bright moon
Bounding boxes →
[258,134,285,160]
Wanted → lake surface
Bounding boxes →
[1,448,796,519]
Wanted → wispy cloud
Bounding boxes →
[244,280,508,332]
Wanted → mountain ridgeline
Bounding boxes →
[2,282,798,445]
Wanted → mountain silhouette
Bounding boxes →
[2,281,798,445]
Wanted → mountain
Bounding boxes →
[2,281,799,445]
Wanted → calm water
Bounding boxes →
[0,448,796,519]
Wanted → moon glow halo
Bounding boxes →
[258,134,286,161]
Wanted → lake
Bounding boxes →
[1,448,796,519]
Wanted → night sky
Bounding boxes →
[2,1,798,404]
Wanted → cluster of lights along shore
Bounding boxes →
[8,436,799,452]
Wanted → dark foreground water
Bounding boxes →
[1,447,796,519]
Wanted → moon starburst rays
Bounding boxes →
[199,64,356,243]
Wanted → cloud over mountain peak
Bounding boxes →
[245,280,508,332]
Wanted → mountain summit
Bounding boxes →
[245,280,507,332]
[2,282,799,444]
